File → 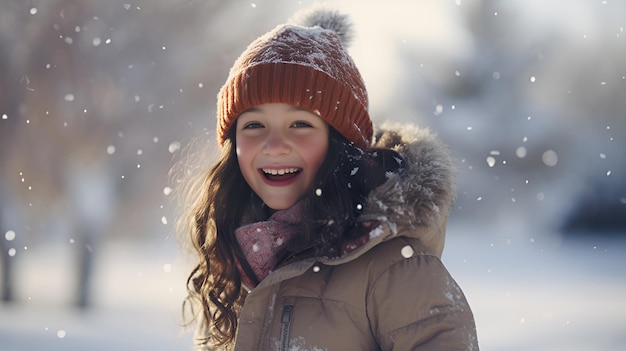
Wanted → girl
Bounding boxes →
[177,6,479,351]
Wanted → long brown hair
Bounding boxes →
[175,126,257,348]
[176,127,404,349]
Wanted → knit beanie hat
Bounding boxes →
[216,6,373,149]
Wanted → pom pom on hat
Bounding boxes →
[288,6,354,46]
[216,6,373,149]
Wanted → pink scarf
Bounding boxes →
[234,203,302,287]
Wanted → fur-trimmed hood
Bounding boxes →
[322,123,457,264]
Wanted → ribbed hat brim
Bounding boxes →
[217,62,372,148]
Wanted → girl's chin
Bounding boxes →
[260,194,303,211]
[263,201,296,211]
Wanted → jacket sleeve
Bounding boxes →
[366,250,479,351]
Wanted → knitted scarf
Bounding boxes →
[234,203,303,287]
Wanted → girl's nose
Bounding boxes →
[262,130,290,156]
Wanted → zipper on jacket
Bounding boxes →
[279,305,294,351]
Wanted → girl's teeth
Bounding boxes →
[264,168,298,175]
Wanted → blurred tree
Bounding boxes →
[0,25,21,302]
[392,0,625,234]
[0,0,295,307]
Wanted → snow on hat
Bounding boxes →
[216,6,373,149]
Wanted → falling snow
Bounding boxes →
[400,245,414,258]
[0,2,624,351]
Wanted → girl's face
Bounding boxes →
[236,103,329,210]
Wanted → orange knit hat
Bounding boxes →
[216,6,373,149]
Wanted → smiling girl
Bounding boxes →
[177,6,478,351]
[236,103,329,211]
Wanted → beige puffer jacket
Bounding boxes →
[196,124,479,351]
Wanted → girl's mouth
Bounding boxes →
[260,167,302,181]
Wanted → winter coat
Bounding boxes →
[195,124,479,351]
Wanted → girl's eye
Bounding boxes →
[243,122,263,129]
[292,121,312,128]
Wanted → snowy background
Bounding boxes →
[1,0,625,350]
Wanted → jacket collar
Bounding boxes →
[320,123,457,264]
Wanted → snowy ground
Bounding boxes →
[1,226,625,351]
[0,240,192,351]
[444,224,626,351]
